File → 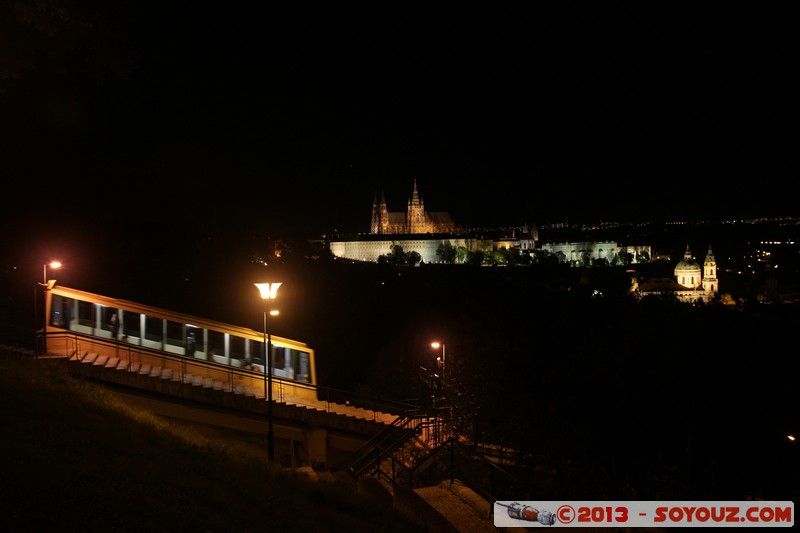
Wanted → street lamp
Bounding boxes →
[38,261,62,354]
[430,341,446,445]
[44,261,62,286]
[255,282,281,463]
[431,341,445,378]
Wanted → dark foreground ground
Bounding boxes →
[0,348,426,533]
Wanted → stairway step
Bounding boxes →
[69,351,87,362]
[66,349,398,428]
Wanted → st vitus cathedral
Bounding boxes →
[370,179,458,235]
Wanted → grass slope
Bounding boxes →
[0,348,421,532]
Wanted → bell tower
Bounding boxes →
[702,245,718,293]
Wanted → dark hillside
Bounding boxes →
[0,349,421,532]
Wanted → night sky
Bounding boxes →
[2,2,798,263]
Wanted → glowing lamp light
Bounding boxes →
[255,282,282,300]
[44,261,62,285]
[431,341,445,371]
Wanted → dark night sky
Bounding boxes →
[2,2,798,263]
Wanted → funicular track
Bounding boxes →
[44,331,412,435]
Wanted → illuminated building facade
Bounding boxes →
[370,179,458,235]
[636,245,718,303]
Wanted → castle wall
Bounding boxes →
[541,241,621,264]
[329,238,470,263]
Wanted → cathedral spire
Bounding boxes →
[407,178,425,233]
[371,188,390,234]
[370,189,380,234]
[411,178,421,205]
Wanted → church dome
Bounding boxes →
[674,245,702,288]
[675,257,700,273]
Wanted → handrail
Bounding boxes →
[333,411,442,476]
[439,439,538,504]
[364,433,539,505]
[336,415,423,475]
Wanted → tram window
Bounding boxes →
[229,335,245,361]
[252,340,265,364]
[103,308,119,334]
[145,316,162,342]
[289,348,300,375]
[298,352,310,382]
[50,295,71,328]
[166,321,183,347]
[272,346,286,370]
[208,330,224,357]
[122,310,141,338]
[77,300,95,327]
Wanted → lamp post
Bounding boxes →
[431,341,445,378]
[43,261,61,286]
[430,341,446,445]
[39,261,61,355]
[255,282,281,464]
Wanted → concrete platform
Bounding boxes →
[415,480,496,533]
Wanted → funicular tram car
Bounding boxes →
[44,285,317,401]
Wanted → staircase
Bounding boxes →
[63,348,400,427]
[332,410,455,487]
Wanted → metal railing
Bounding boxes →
[334,409,454,484]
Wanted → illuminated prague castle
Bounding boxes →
[327,179,649,265]
[370,179,458,235]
